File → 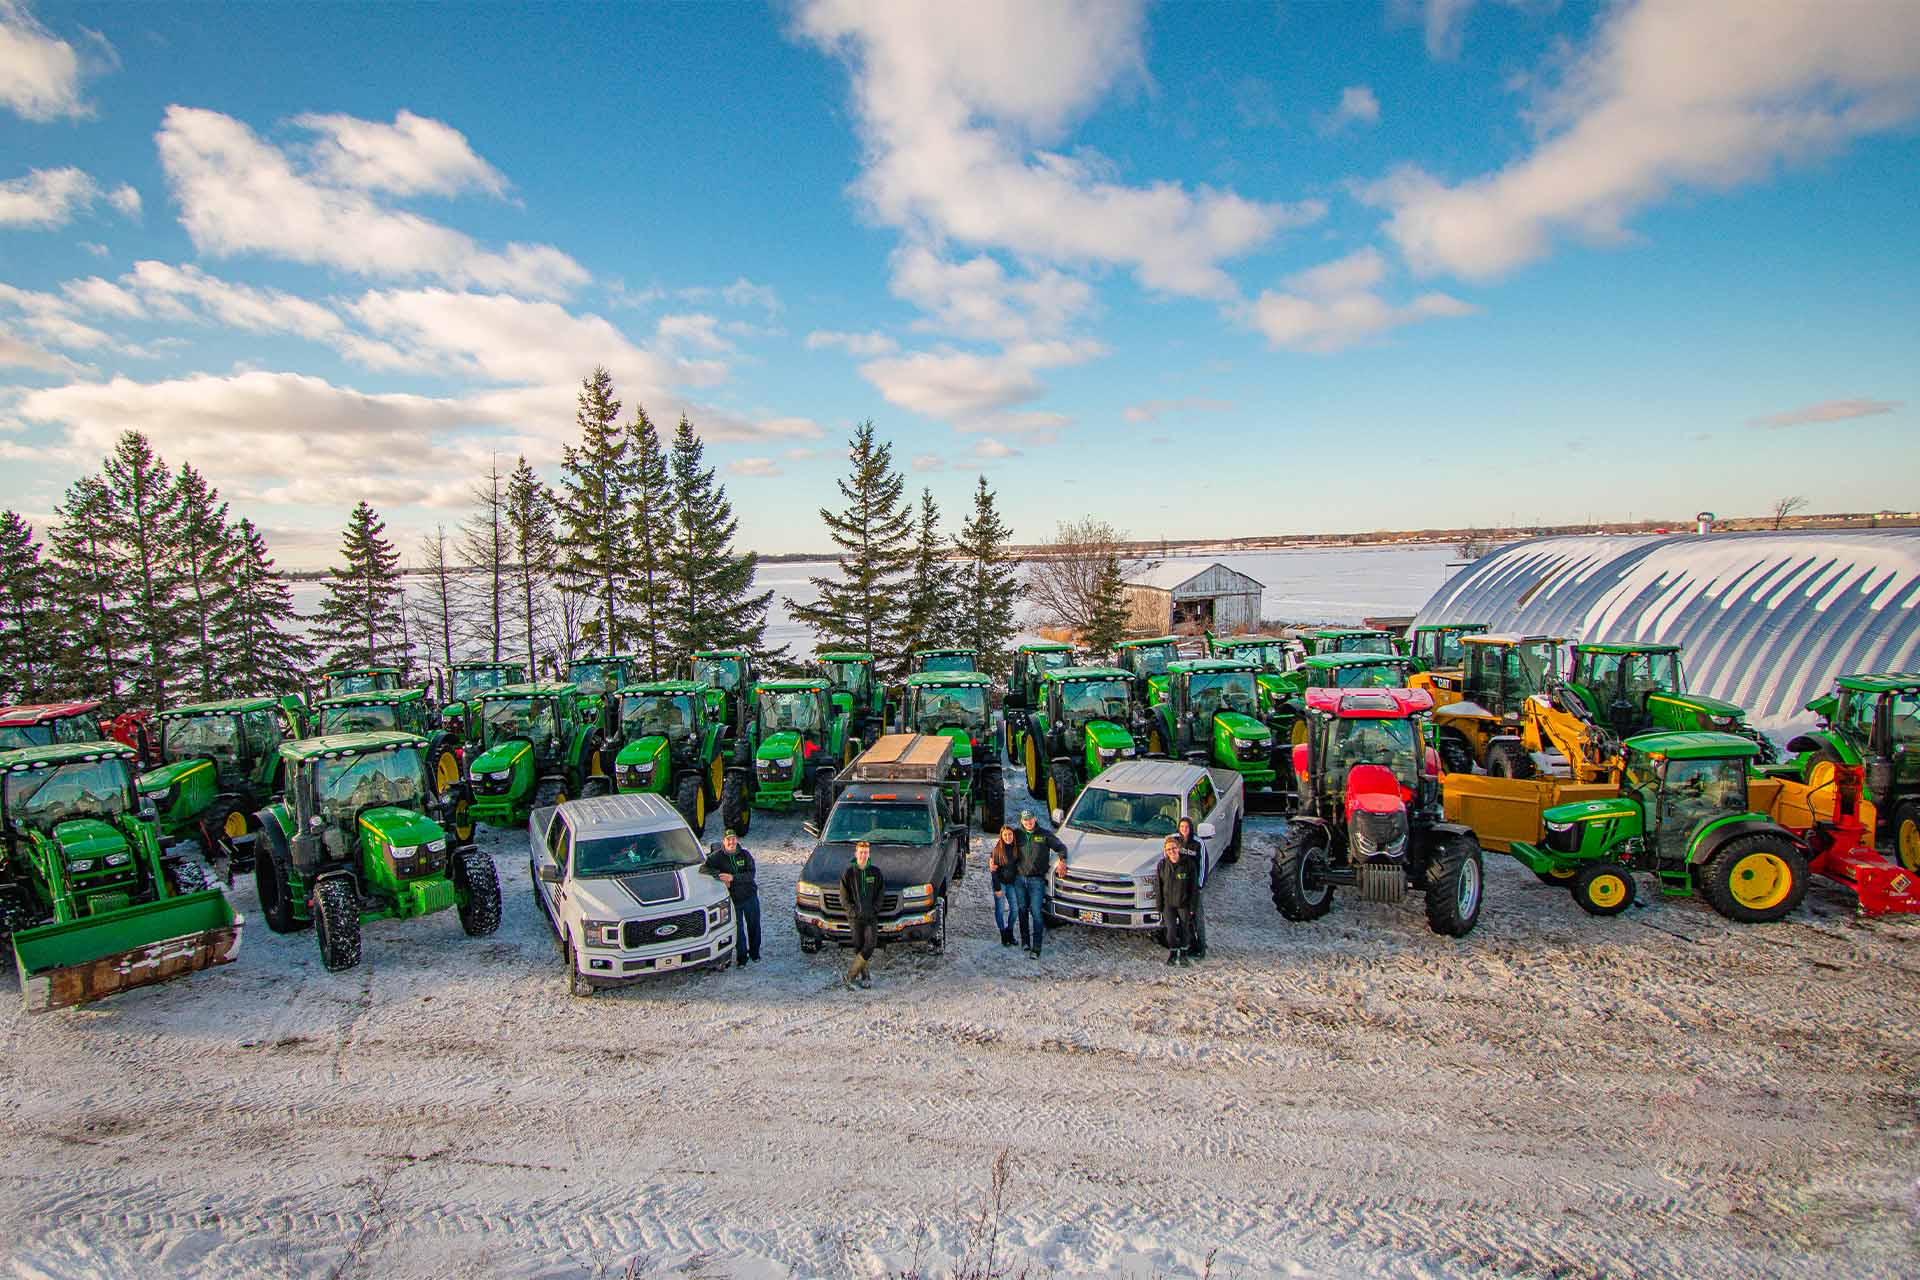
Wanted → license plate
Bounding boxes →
[1079,909,1102,923]
[656,955,681,971]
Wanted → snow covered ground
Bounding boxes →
[3,766,1916,1279]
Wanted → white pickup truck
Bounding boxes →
[1046,759,1245,933]
[529,793,736,995]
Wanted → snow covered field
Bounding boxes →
[3,761,1916,1279]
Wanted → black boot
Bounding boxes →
[1000,927,1014,946]
[1166,949,1178,966]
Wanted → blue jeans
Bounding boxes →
[735,895,761,960]
[1011,875,1047,951]
[992,884,1013,932]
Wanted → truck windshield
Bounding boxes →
[1188,671,1258,716]
[567,662,618,696]
[1067,786,1180,837]
[623,694,695,739]
[1059,680,1132,725]
[320,704,398,734]
[163,715,243,765]
[1328,718,1419,788]
[315,748,425,821]
[760,690,822,733]
[692,657,742,691]
[918,653,975,674]
[3,758,134,825]
[572,825,702,876]
[911,686,988,733]
[452,667,513,697]
[482,698,555,746]
[1330,662,1411,689]
[824,801,934,845]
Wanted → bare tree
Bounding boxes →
[1771,495,1808,529]
[415,526,463,684]
[460,454,509,660]
[540,581,592,677]
[1025,518,1154,637]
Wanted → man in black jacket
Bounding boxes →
[703,830,760,965]
[840,839,884,988]
[1175,815,1208,960]
[1012,809,1067,957]
[1156,834,1198,966]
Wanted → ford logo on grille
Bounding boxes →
[653,923,676,938]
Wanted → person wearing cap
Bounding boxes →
[702,830,760,965]
[840,839,884,988]
[1010,808,1067,957]
[1156,833,1199,966]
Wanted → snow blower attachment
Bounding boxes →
[4,740,241,1013]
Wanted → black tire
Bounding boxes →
[198,800,249,875]
[1046,761,1079,820]
[454,848,501,937]
[812,767,838,831]
[164,855,215,898]
[675,773,706,837]
[1271,822,1335,921]
[1532,865,1577,886]
[1487,740,1534,780]
[1572,862,1636,917]
[981,767,1006,833]
[927,894,947,953]
[1423,834,1485,938]
[254,841,302,934]
[1221,813,1244,865]
[1701,832,1807,923]
[314,877,362,972]
[579,775,612,799]
[1437,730,1475,776]
[533,778,563,809]
[721,768,751,836]
[564,937,594,997]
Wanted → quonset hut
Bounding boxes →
[1412,531,1920,739]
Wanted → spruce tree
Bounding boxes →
[505,454,556,678]
[0,512,55,703]
[215,518,315,695]
[952,476,1022,678]
[1081,550,1131,659]
[102,431,186,708]
[173,464,237,701]
[785,421,912,671]
[899,488,957,658]
[555,367,631,657]
[625,407,671,677]
[416,526,462,682]
[660,415,775,657]
[49,475,121,702]
[460,455,509,661]
[313,501,411,672]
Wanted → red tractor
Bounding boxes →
[1270,687,1487,937]
[0,701,109,752]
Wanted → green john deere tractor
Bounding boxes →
[438,660,524,749]
[2,739,241,1013]
[900,670,1005,831]
[1302,627,1401,658]
[733,678,851,830]
[1114,636,1183,706]
[911,648,980,676]
[1154,659,1277,811]
[1791,673,1920,865]
[1020,666,1152,815]
[254,731,500,972]
[566,654,643,729]
[684,649,757,741]
[1507,732,1808,922]
[1408,622,1488,674]
[465,683,610,828]
[319,665,407,700]
[609,679,729,837]
[312,686,466,811]
[1562,642,1775,763]
[1001,641,1075,759]
[818,652,887,749]
[1239,653,1421,777]
[138,697,304,875]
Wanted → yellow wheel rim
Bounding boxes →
[1024,735,1039,794]
[436,753,460,792]
[1806,759,1836,796]
[1047,774,1059,815]
[710,755,723,796]
[589,750,605,777]
[1148,730,1164,755]
[224,810,249,839]
[1586,872,1627,908]
[1547,866,1575,881]
[453,798,473,841]
[1729,852,1792,911]
[696,787,706,827]
[1897,817,1920,874]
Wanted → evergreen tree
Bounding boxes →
[785,421,912,671]
[102,431,186,707]
[952,476,1022,677]
[215,518,314,695]
[313,501,411,672]
[898,488,957,658]
[173,464,237,701]
[49,475,121,702]
[505,454,556,678]
[624,407,671,677]
[0,512,55,703]
[659,415,775,657]
[461,454,509,661]
[555,367,631,657]
[416,526,462,682]
[1081,550,1131,659]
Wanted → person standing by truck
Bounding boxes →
[703,830,761,965]
[988,824,1020,946]
[1175,814,1208,960]
[841,839,884,988]
[1156,833,1199,966]
[1012,809,1067,958]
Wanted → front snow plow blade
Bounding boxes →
[12,890,242,1014]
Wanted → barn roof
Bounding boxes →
[1124,559,1265,594]
[1413,531,1920,736]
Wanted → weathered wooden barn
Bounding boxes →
[1124,560,1265,635]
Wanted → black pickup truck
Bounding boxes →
[793,733,970,955]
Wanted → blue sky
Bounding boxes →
[2,0,1916,567]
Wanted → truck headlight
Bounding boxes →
[900,883,934,906]
[583,919,621,948]
[708,901,732,926]
[796,880,823,905]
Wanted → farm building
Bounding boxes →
[1414,530,1920,738]
[1124,560,1264,635]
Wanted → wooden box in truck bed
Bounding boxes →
[848,732,954,782]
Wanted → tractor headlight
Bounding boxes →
[390,844,419,859]
[1545,821,1573,833]
[426,839,447,853]
[486,769,511,782]
[583,918,621,949]
[69,859,95,873]
[1096,747,1119,766]
[1707,715,1734,728]
[104,853,130,867]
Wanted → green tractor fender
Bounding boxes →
[1785,727,1858,769]
[698,723,725,796]
[1686,813,1798,867]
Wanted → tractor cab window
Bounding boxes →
[823,800,934,846]
[242,708,282,758]
[164,715,243,767]
[1624,752,1661,811]
[823,662,872,699]
[1228,642,1288,673]
[1332,633,1394,656]
[1418,631,1471,668]
[314,747,426,826]
[323,703,399,735]
[1187,671,1258,718]
[1128,645,1174,676]
[572,825,703,877]
[1030,649,1071,672]
[1333,662,1409,690]
[0,726,41,751]
[692,657,743,691]
[1583,650,1678,702]
[919,652,975,675]
[567,662,620,697]
[482,698,556,747]
[623,694,696,740]
[1655,757,1747,860]
[3,758,134,828]
[1505,643,1555,701]
[328,671,393,697]
[761,690,822,734]
[1328,717,1419,789]
[1890,694,1920,750]
[1834,691,1875,748]
[912,685,988,734]
[50,714,102,745]
[452,667,513,698]
[1058,680,1132,727]
[1068,786,1180,837]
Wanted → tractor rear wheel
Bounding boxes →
[676,774,707,837]
[534,778,564,809]
[314,877,362,972]
[430,747,462,797]
[1422,834,1485,937]
[254,842,303,934]
[812,767,838,831]
[721,769,751,836]
[1271,823,1335,921]
[980,767,1005,832]
[1702,833,1807,923]
[448,788,476,844]
[1147,728,1166,757]
[454,848,501,937]
[1893,800,1920,874]
[1572,862,1635,916]
[579,775,612,799]
[1487,740,1534,780]
[1221,813,1244,865]
[1046,762,1078,820]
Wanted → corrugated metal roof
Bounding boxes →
[1413,531,1920,737]
[1124,559,1266,593]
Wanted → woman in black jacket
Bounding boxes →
[1155,834,1199,966]
[987,825,1019,946]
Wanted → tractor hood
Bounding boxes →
[757,730,802,764]
[357,805,445,850]
[1652,691,1746,719]
[52,816,130,862]
[1081,720,1136,751]
[932,726,977,762]
[1214,711,1271,742]
[802,842,941,889]
[137,757,212,797]
[1055,827,1158,880]
[470,739,533,776]
[1544,797,1639,824]
[615,735,670,769]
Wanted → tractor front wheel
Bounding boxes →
[721,769,751,836]
[1572,862,1635,916]
[448,789,476,844]
[254,842,303,934]
[980,767,1005,833]
[533,778,564,810]
[676,774,707,837]
[1271,823,1335,921]
[813,767,838,832]
[314,877,362,972]
[1422,835,1485,937]
[1893,800,1920,874]
[454,848,501,937]
[1487,740,1534,780]
[1533,865,1577,886]
[1046,762,1078,821]
[1702,833,1807,923]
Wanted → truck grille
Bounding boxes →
[623,909,707,948]
[819,889,901,918]
[1053,869,1141,910]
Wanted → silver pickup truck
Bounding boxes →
[1046,759,1245,932]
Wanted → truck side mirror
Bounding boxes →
[802,821,820,838]
[1051,808,1064,825]
[1197,822,1217,840]
[538,863,562,884]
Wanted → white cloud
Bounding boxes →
[292,108,508,198]
[970,437,1020,460]
[889,243,1092,343]
[0,322,84,373]
[107,183,140,219]
[655,312,733,353]
[722,278,780,312]
[796,0,1321,299]
[1240,247,1475,352]
[1122,397,1234,424]
[605,280,665,310]
[0,281,113,349]
[1396,0,1476,60]
[806,329,899,356]
[1747,398,1903,429]
[59,275,143,318]
[1325,85,1381,131]
[783,446,819,461]
[122,261,345,340]
[910,452,944,471]
[729,456,783,477]
[1371,0,1920,281]
[856,337,1103,423]
[0,0,96,122]
[156,106,588,297]
[0,166,96,228]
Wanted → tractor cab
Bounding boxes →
[1797,673,1920,861]
[817,653,884,746]
[611,680,728,833]
[0,702,107,752]
[467,682,606,825]
[743,679,848,822]
[1206,635,1296,675]
[902,672,1006,831]
[686,649,755,733]
[287,734,440,868]
[1008,643,1075,713]
[1305,628,1399,658]
[315,687,432,737]
[566,655,640,729]
[1408,622,1488,678]
[320,666,405,700]
[1160,659,1274,787]
[139,697,299,864]
[1456,634,1562,719]
[1296,688,1433,813]
[1566,641,1772,761]
[911,648,980,676]
[1618,734,1759,867]
[441,661,524,743]
[1027,666,1148,813]
[1,743,149,908]
[1301,653,1418,690]
[1115,637,1182,705]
